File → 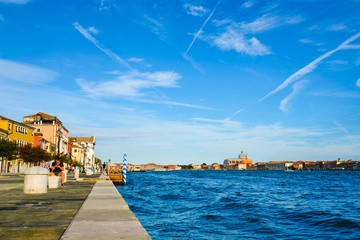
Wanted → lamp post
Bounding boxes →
[82,148,86,173]
[57,124,62,157]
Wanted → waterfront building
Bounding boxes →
[211,163,221,170]
[266,161,293,170]
[68,138,84,165]
[33,133,48,151]
[23,112,69,157]
[189,163,201,170]
[68,136,96,167]
[224,151,253,170]
[0,115,35,173]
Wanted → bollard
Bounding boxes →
[122,153,127,185]
[74,167,79,179]
[63,170,67,183]
[24,167,49,194]
[48,176,61,188]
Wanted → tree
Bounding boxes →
[0,139,18,173]
[19,144,46,164]
[0,139,18,160]
[95,157,102,165]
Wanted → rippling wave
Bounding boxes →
[117,171,360,239]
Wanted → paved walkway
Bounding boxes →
[61,179,151,239]
[0,173,96,240]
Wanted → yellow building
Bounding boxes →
[0,116,35,173]
[0,116,35,146]
[69,139,85,165]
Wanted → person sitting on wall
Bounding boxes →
[48,158,65,187]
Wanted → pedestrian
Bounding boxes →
[48,158,65,187]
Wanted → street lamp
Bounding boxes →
[82,147,86,173]
[57,123,62,157]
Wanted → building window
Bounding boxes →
[8,123,11,131]
[37,129,40,133]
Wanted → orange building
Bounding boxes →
[223,151,253,169]
[23,112,69,156]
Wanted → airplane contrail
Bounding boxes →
[184,0,222,57]
[259,32,360,102]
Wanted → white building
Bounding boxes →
[266,162,293,170]
[68,136,96,167]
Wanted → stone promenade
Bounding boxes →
[0,173,151,240]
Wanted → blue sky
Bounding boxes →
[1,0,360,164]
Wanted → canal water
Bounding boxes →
[116,171,360,239]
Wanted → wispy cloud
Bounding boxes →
[0,0,29,4]
[211,27,271,56]
[240,14,304,34]
[128,57,144,63]
[327,23,347,31]
[0,58,57,84]
[184,4,208,16]
[333,120,348,134]
[242,1,255,8]
[311,90,360,98]
[73,22,132,69]
[77,70,180,98]
[207,14,302,56]
[87,26,99,34]
[356,78,360,88]
[143,15,166,40]
[279,80,307,113]
[99,0,109,11]
[259,32,360,101]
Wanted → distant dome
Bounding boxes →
[238,151,246,159]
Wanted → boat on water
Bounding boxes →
[108,166,124,183]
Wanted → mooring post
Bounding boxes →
[122,153,127,185]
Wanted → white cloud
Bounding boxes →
[333,120,348,134]
[260,32,360,101]
[77,70,181,98]
[212,27,271,56]
[326,60,348,65]
[356,78,360,88]
[99,0,109,11]
[240,14,279,33]
[327,23,347,31]
[279,80,307,113]
[311,90,360,98]
[87,26,99,35]
[128,57,144,63]
[212,19,231,27]
[299,39,313,44]
[0,0,29,4]
[184,4,208,16]
[240,14,303,34]
[73,22,132,69]
[242,1,255,8]
[143,15,167,40]
[207,14,302,56]
[0,58,57,84]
